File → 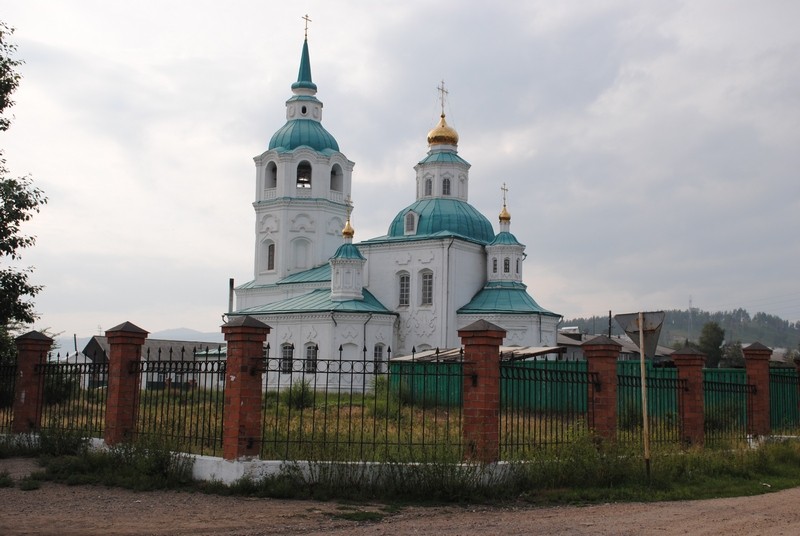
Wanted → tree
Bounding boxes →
[698,321,725,368]
[1,22,47,362]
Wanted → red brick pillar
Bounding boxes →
[583,336,621,442]
[222,316,270,461]
[458,320,505,463]
[104,322,148,446]
[11,331,53,433]
[743,342,772,437]
[672,348,706,447]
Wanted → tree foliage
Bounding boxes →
[698,321,725,368]
[1,21,47,362]
[0,22,21,132]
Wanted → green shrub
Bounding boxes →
[281,380,315,410]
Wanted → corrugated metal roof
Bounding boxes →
[277,264,332,284]
[232,287,394,315]
[392,345,563,362]
[458,281,558,316]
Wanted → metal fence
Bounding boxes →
[36,360,109,437]
[770,368,800,434]
[500,360,597,457]
[133,354,226,456]
[703,368,753,443]
[259,357,465,462]
[617,370,685,445]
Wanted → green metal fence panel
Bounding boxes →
[703,368,750,443]
[616,362,682,444]
[501,360,588,412]
[388,361,463,407]
[770,368,799,434]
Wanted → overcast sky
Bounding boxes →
[3,0,799,339]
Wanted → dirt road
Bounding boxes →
[2,458,800,535]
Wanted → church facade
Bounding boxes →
[230,36,560,371]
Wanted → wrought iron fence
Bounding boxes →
[704,368,753,443]
[0,362,16,433]
[770,368,800,434]
[133,349,226,456]
[36,359,109,437]
[617,371,685,445]
[259,356,465,462]
[500,360,597,457]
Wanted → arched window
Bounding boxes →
[504,258,510,273]
[330,164,343,192]
[267,243,275,271]
[516,258,520,274]
[442,177,451,196]
[296,161,312,188]
[373,344,385,374]
[304,343,318,373]
[492,258,498,273]
[398,273,410,306]
[424,178,432,196]
[420,270,433,306]
[280,343,294,373]
[266,161,277,189]
[405,212,415,233]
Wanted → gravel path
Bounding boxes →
[3,458,800,535]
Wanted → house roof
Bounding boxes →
[82,336,225,363]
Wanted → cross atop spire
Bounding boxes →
[302,14,312,39]
[501,182,509,206]
[436,80,449,116]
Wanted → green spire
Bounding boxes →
[292,38,317,91]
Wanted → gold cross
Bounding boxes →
[501,182,509,206]
[302,14,312,38]
[436,80,448,116]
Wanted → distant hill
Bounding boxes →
[563,309,800,350]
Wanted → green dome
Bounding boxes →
[269,119,339,153]
[388,198,495,244]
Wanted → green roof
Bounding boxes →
[489,231,523,246]
[458,281,559,316]
[418,151,470,166]
[268,119,339,153]
[233,288,394,315]
[291,38,317,91]
[331,243,365,260]
[277,264,331,284]
[384,198,494,244]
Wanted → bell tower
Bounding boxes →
[250,24,354,285]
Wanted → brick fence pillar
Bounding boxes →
[672,348,706,447]
[458,319,505,463]
[222,316,270,461]
[743,342,772,437]
[104,322,148,446]
[583,336,621,442]
[11,331,53,433]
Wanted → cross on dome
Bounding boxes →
[302,14,312,38]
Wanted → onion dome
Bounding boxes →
[427,114,459,146]
[499,204,511,223]
[342,218,354,239]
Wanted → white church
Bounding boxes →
[229,35,560,370]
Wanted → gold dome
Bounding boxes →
[499,204,511,222]
[427,114,459,146]
[342,218,354,238]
